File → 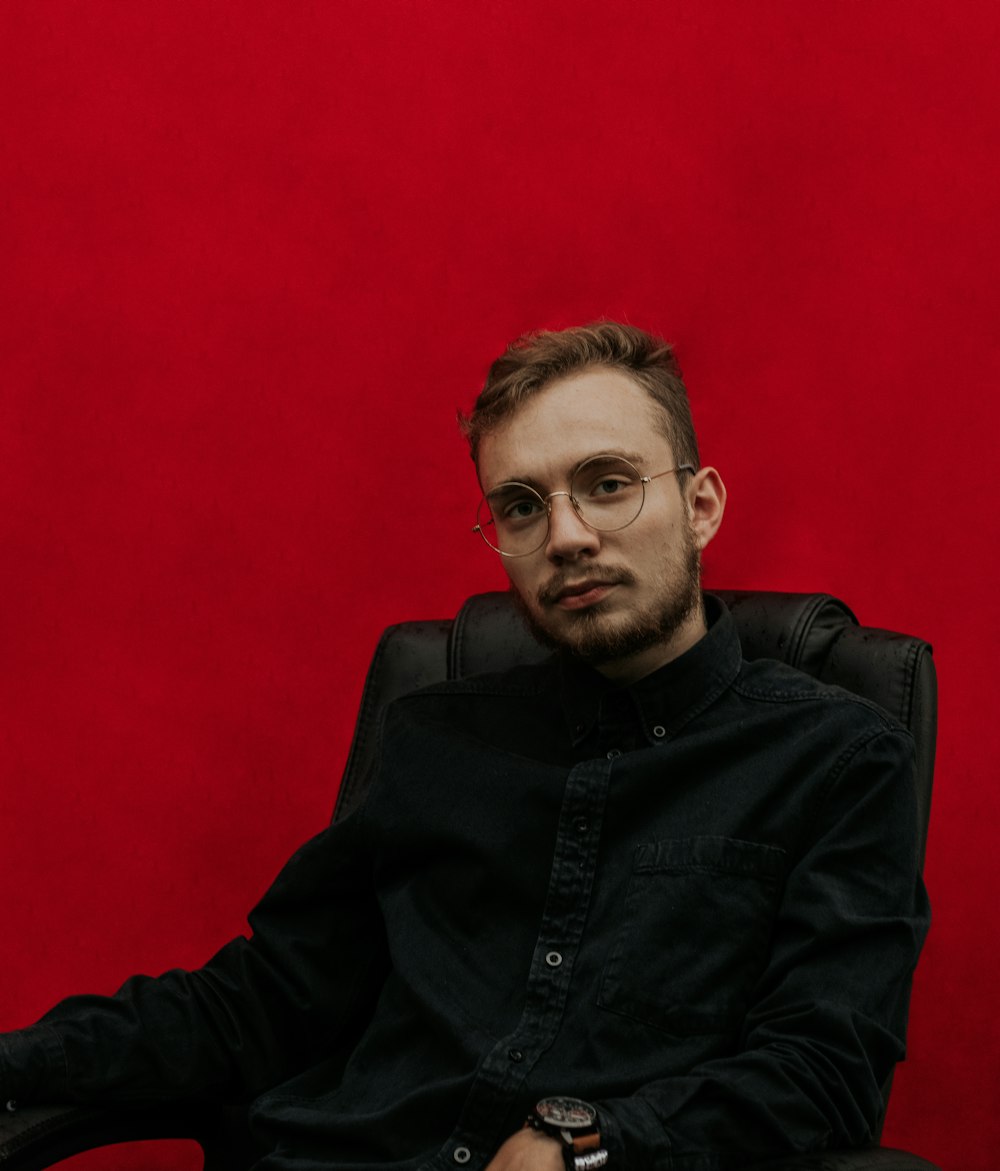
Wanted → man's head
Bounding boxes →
[464,323,726,683]
[460,322,701,472]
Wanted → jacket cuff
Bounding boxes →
[597,1096,672,1171]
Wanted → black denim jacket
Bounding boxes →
[0,599,930,1171]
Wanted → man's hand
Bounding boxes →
[483,1126,565,1171]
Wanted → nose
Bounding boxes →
[544,492,601,562]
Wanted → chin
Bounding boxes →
[512,571,702,674]
[562,611,673,666]
[514,596,688,667]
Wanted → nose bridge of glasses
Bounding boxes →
[542,488,574,509]
[543,488,587,524]
[541,492,600,560]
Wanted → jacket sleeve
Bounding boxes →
[595,727,931,1171]
[0,799,390,1107]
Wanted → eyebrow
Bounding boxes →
[487,449,650,493]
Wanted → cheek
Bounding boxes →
[503,561,533,599]
[638,519,691,575]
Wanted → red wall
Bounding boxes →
[2,3,997,1169]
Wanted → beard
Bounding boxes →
[511,525,704,668]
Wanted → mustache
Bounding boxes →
[537,566,637,606]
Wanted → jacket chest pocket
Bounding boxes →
[598,836,786,1036]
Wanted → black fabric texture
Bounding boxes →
[0,599,929,1171]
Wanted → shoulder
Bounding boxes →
[377,657,561,741]
[729,659,919,849]
[391,657,560,706]
[732,655,912,744]
[374,657,566,763]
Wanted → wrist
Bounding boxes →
[524,1097,608,1171]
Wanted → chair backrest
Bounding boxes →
[333,589,936,865]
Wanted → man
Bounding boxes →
[1,323,929,1171]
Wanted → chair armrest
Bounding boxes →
[0,1102,243,1171]
[743,1147,940,1171]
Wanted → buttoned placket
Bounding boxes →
[426,755,614,1171]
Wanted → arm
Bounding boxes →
[485,1129,565,1171]
[595,728,930,1170]
[0,805,389,1107]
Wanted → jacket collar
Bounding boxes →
[557,593,742,747]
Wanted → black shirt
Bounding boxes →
[0,598,930,1171]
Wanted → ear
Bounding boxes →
[686,466,726,551]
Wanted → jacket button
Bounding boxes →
[606,749,621,760]
[545,951,564,967]
[508,1047,524,1062]
[573,816,589,833]
[453,1147,472,1164]
[652,725,666,738]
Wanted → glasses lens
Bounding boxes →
[570,455,645,532]
[477,482,548,556]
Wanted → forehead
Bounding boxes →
[477,367,672,488]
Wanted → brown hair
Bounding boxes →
[459,321,700,470]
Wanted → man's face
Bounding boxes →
[476,368,721,682]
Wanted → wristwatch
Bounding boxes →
[525,1096,608,1170]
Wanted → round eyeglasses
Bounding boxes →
[473,454,696,557]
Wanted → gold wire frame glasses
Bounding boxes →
[473,454,696,558]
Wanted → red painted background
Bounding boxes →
[2,3,998,1169]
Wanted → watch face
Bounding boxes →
[536,1097,597,1129]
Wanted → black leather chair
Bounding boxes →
[0,590,939,1171]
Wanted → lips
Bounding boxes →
[552,579,619,610]
[538,567,635,610]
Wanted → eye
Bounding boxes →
[486,484,546,528]
[574,458,641,502]
[503,496,544,522]
[592,476,629,497]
